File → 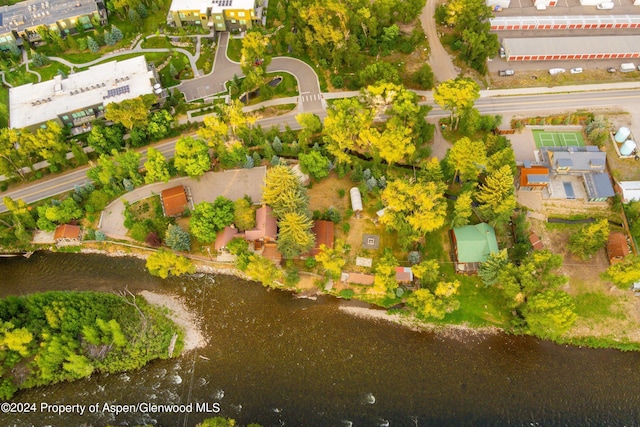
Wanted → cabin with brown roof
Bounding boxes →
[309,220,335,256]
[528,232,544,250]
[607,232,630,265]
[245,205,277,242]
[340,272,375,286]
[54,224,81,246]
[161,185,188,217]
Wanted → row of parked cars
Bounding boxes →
[498,63,640,77]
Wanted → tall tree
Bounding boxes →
[295,113,322,149]
[143,148,171,184]
[407,280,461,320]
[380,179,447,242]
[522,290,577,339]
[174,136,210,178]
[447,137,487,183]
[322,98,373,164]
[298,151,330,180]
[240,31,271,74]
[315,241,348,279]
[233,197,256,231]
[262,165,309,218]
[568,219,609,260]
[476,165,516,224]
[105,97,152,130]
[146,250,195,279]
[373,249,398,295]
[245,253,283,287]
[433,78,480,130]
[165,224,191,252]
[451,191,473,227]
[190,198,235,243]
[276,211,315,258]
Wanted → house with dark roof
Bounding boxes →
[540,146,615,202]
[54,224,81,246]
[450,223,499,274]
[607,232,629,265]
[161,185,188,217]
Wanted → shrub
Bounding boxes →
[330,75,344,88]
[339,289,355,299]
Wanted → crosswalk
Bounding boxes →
[301,93,322,102]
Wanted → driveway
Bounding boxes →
[178,32,324,112]
[421,0,458,83]
[99,166,267,238]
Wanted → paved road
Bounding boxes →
[178,32,325,112]
[421,0,458,83]
[3,86,640,213]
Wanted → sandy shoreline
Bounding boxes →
[139,290,207,353]
[339,306,501,341]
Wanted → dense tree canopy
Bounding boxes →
[174,136,210,178]
[190,198,235,243]
[433,78,480,130]
[262,165,309,218]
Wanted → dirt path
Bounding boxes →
[420,0,458,83]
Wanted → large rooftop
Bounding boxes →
[169,0,255,14]
[0,0,99,35]
[9,55,155,129]
[503,35,640,57]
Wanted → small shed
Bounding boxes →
[616,181,640,203]
[395,267,414,284]
[362,234,380,250]
[54,224,81,246]
[528,232,544,250]
[161,185,188,217]
[341,272,375,286]
[350,187,363,216]
[607,232,629,265]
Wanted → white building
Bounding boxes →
[617,181,640,203]
[9,55,157,132]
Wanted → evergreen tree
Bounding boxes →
[165,224,191,252]
[86,36,99,53]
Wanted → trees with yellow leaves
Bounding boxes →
[407,280,461,320]
[380,179,447,243]
[146,250,195,279]
[433,78,480,130]
[373,249,398,295]
[447,137,487,183]
[603,255,640,288]
[245,253,283,287]
[522,290,577,339]
[277,211,315,258]
[315,241,348,279]
[262,165,309,218]
[323,98,373,164]
[476,164,516,225]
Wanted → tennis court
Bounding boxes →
[533,130,585,148]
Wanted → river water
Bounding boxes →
[2,252,640,426]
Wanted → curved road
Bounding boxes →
[179,32,324,112]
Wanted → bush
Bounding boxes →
[338,188,346,198]
[304,257,317,269]
[330,75,344,88]
[339,289,355,299]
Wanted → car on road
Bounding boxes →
[570,68,583,74]
[498,69,514,77]
[596,1,614,9]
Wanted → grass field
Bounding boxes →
[533,130,585,148]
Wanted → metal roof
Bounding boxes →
[491,14,640,29]
[503,35,640,56]
[453,223,499,263]
[0,0,100,35]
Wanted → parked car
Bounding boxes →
[498,69,514,77]
[499,47,506,58]
[607,67,617,73]
[570,68,583,74]
[549,68,565,75]
[596,1,614,9]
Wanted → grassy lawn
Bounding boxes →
[0,86,8,128]
[573,292,625,321]
[31,62,71,82]
[141,36,173,49]
[227,37,242,62]
[233,72,299,105]
[109,0,172,36]
[196,38,215,74]
[4,65,38,86]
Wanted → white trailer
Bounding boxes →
[621,63,636,72]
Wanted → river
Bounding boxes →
[2,252,640,426]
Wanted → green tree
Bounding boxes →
[105,97,152,130]
[165,224,191,252]
[299,151,330,180]
[86,36,99,52]
[295,113,322,148]
[3,196,36,230]
[245,253,283,287]
[411,259,440,287]
[262,165,309,218]
[190,198,235,243]
[447,137,487,182]
[522,290,577,339]
[322,98,373,164]
[0,322,33,356]
[412,63,434,89]
[568,219,609,260]
[87,124,125,154]
[277,211,315,258]
[407,280,461,320]
[603,255,640,288]
[380,179,447,243]
[233,197,255,231]
[174,136,210,178]
[143,148,171,184]
[146,249,195,279]
[451,191,473,227]
[240,31,271,74]
[433,78,480,130]
[476,165,516,224]
[36,198,83,231]
[478,249,509,286]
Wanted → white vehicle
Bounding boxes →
[570,68,583,74]
[549,68,565,75]
[621,63,636,72]
[596,2,614,9]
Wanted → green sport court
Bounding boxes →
[532,130,585,148]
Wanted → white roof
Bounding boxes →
[350,187,363,211]
[169,0,256,14]
[619,181,640,202]
[503,35,640,57]
[9,56,154,129]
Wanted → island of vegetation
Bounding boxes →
[0,291,184,400]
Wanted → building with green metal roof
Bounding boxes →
[451,223,499,274]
